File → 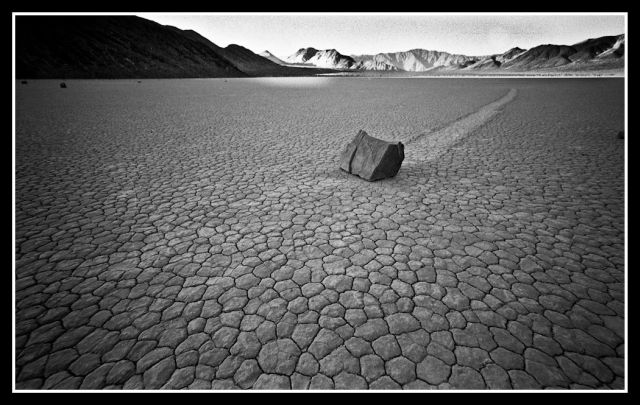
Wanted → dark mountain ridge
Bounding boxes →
[16,15,336,79]
[500,35,624,70]
[17,16,244,78]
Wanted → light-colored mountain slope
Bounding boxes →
[286,48,359,69]
[353,49,479,71]
[259,50,287,65]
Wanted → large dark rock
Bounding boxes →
[339,130,404,181]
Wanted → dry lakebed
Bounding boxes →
[14,77,625,390]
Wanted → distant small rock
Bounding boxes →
[21,80,27,84]
[137,80,141,83]
[617,130,624,139]
[60,82,67,88]
[339,130,404,181]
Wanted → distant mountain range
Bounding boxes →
[352,50,476,71]
[272,34,624,72]
[15,15,335,78]
[15,15,624,78]
[286,48,360,69]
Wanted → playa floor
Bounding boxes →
[14,78,625,390]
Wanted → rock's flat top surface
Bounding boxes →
[15,78,625,390]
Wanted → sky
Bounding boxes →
[139,13,625,59]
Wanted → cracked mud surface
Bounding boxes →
[15,78,625,390]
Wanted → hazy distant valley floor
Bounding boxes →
[14,78,625,390]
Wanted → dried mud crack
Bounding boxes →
[15,78,624,390]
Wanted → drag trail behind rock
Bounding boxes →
[404,88,518,163]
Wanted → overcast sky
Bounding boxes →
[139,13,625,58]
